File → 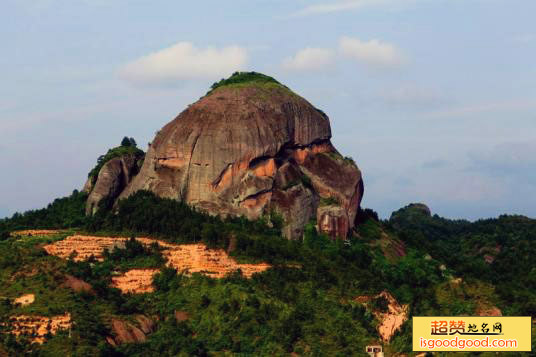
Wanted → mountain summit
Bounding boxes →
[89,72,364,239]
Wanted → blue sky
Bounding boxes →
[1,0,535,219]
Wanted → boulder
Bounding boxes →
[62,274,94,294]
[110,318,151,345]
[86,155,139,215]
[114,72,364,239]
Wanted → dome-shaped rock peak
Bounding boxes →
[116,72,364,239]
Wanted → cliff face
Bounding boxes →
[85,155,141,215]
[96,73,362,239]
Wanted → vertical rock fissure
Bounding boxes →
[183,132,201,201]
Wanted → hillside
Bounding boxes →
[0,73,535,356]
[1,191,536,355]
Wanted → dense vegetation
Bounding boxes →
[1,191,536,355]
[87,138,144,184]
[0,190,87,238]
[388,204,536,317]
[206,71,289,96]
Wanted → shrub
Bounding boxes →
[208,72,282,93]
[87,143,144,183]
[370,295,389,313]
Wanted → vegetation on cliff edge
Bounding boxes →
[87,138,144,184]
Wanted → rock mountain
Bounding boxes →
[85,72,364,239]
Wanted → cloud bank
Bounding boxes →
[283,37,406,73]
[295,0,391,16]
[339,36,406,68]
[293,0,424,17]
[119,42,248,86]
[282,48,335,71]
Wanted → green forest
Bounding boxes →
[1,192,535,356]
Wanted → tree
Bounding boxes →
[121,137,132,147]
[129,137,137,147]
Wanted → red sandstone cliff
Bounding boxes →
[89,73,364,239]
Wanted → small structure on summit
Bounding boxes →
[85,72,364,240]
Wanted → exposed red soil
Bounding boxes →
[13,294,35,306]
[356,291,409,342]
[44,235,271,278]
[43,235,271,293]
[43,235,127,261]
[161,243,271,278]
[174,310,190,322]
[6,313,71,344]
[111,269,160,294]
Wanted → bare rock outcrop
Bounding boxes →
[317,205,349,240]
[83,73,364,240]
[82,177,93,193]
[114,73,363,239]
[63,274,94,294]
[109,318,150,345]
[86,155,140,215]
[355,291,409,342]
[107,315,156,345]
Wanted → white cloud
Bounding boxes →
[293,0,423,17]
[295,0,389,16]
[339,36,406,69]
[282,48,335,72]
[119,42,248,86]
